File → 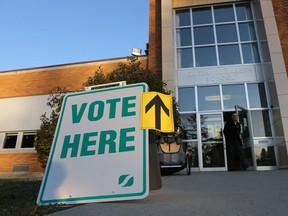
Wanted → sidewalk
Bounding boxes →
[49,170,288,216]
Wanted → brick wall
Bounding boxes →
[0,152,42,172]
[272,0,288,75]
[148,0,162,79]
[0,57,147,98]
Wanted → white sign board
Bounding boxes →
[37,83,149,205]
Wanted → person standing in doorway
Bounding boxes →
[224,112,249,171]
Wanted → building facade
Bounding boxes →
[0,57,147,178]
[1,0,288,177]
[148,0,288,171]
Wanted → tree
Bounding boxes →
[34,87,67,170]
[34,57,180,169]
[83,57,181,128]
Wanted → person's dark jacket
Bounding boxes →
[223,120,241,146]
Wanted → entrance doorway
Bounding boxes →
[223,106,254,170]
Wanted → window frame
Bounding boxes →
[1,131,37,150]
[175,2,261,69]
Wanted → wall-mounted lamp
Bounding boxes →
[131,48,142,56]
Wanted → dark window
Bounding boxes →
[21,133,36,148]
[214,5,235,23]
[176,9,191,27]
[192,7,212,25]
[3,134,17,149]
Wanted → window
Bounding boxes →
[21,132,36,148]
[247,83,267,108]
[251,110,272,137]
[195,46,217,67]
[198,86,221,111]
[178,87,196,112]
[255,146,276,166]
[181,114,197,139]
[222,84,246,109]
[1,131,37,149]
[175,2,260,68]
[3,133,17,149]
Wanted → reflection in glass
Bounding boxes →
[175,10,191,27]
[202,144,225,167]
[251,110,272,137]
[214,5,235,23]
[177,48,193,68]
[198,86,221,110]
[242,43,260,63]
[200,114,223,142]
[222,84,247,109]
[195,46,217,67]
[218,45,241,65]
[247,83,267,108]
[194,26,214,45]
[236,3,253,21]
[192,7,212,25]
[183,141,198,167]
[176,28,192,46]
[178,87,195,112]
[255,146,276,166]
[181,114,197,139]
[216,24,238,43]
[201,114,224,168]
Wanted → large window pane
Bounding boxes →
[222,84,247,109]
[216,24,238,43]
[214,5,235,23]
[236,3,253,21]
[247,83,268,108]
[177,48,193,68]
[194,26,214,45]
[176,28,192,46]
[178,87,196,112]
[251,110,272,137]
[242,43,260,63]
[195,46,217,67]
[198,86,221,110]
[176,10,191,27]
[3,133,17,149]
[192,7,212,25]
[218,45,241,65]
[239,22,256,41]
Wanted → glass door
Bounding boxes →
[199,113,226,171]
[235,105,255,169]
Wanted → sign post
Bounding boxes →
[37,83,149,205]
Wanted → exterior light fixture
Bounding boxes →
[131,47,142,56]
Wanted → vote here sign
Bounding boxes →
[37,83,149,205]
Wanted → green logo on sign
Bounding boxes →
[118,174,134,187]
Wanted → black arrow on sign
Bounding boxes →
[145,94,170,130]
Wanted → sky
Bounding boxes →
[0,0,149,72]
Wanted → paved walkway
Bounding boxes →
[49,170,288,216]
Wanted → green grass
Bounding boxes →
[0,179,73,216]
